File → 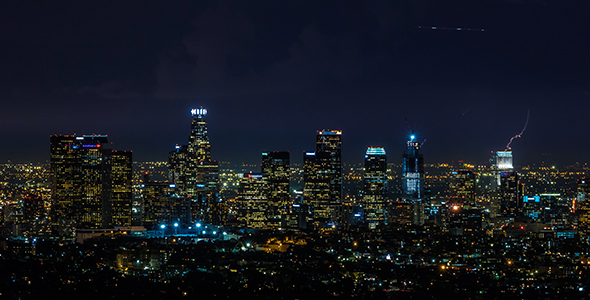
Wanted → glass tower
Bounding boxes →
[316,130,342,222]
[401,135,425,225]
[168,108,221,225]
[238,173,268,228]
[50,134,132,231]
[449,169,476,208]
[577,179,590,239]
[261,151,290,228]
[363,147,387,229]
[303,151,331,228]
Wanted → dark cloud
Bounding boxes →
[0,1,589,165]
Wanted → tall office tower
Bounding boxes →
[577,178,590,238]
[141,181,188,228]
[401,135,425,225]
[111,150,132,226]
[316,130,342,221]
[22,194,44,223]
[491,151,513,185]
[522,195,542,220]
[489,150,513,217]
[363,147,388,229]
[499,171,520,217]
[50,134,132,230]
[168,145,188,191]
[237,173,268,228]
[261,151,290,228]
[303,151,332,228]
[449,169,476,208]
[389,201,413,226]
[168,108,220,225]
[20,193,45,235]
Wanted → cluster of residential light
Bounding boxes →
[158,222,226,235]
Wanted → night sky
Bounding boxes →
[1,1,589,166]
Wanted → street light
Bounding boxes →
[196,223,202,228]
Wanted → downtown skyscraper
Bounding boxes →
[50,134,132,231]
[401,135,425,225]
[168,108,221,225]
[261,151,290,227]
[316,130,342,208]
[302,130,342,228]
[489,150,522,217]
[449,168,476,209]
[303,151,332,227]
[578,178,590,239]
[363,147,388,229]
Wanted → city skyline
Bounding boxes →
[2,1,590,166]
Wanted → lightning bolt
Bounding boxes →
[506,109,530,150]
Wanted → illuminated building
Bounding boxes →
[22,194,44,223]
[20,194,45,235]
[141,181,190,229]
[168,108,221,225]
[50,134,132,230]
[537,193,570,228]
[261,151,290,228]
[490,150,513,217]
[363,147,387,229]
[449,169,476,208]
[303,151,331,227]
[499,171,520,217]
[111,150,132,226]
[316,130,342,221]
[493,151,514,172]
[401,135,425,225]
[522,195,542,220]
[577,179,590,238]
[389,201,413,226]
[446,205,484,236]
[168,145,188,191]
[284,202,310,230]
[237,173,267,228]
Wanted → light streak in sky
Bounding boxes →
[461,106,471,116]
[506,109,530,150]
[416,26,485,32]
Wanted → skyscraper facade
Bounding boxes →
[401,135,425,225]
[490,150,513,217]
[168,108,221,225]
[303,151,331,227]
[363,147,387,229]
[316,130,342,221]
[237,173,267,228]
[499,171,520,217]
[50,134,132,230]
[577,178,590,238]
[111,150,133,226]
[141,180,191,228]
[449,169,476,208]
[261,151,290,228]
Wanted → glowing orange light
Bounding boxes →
[452,205,459,211]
